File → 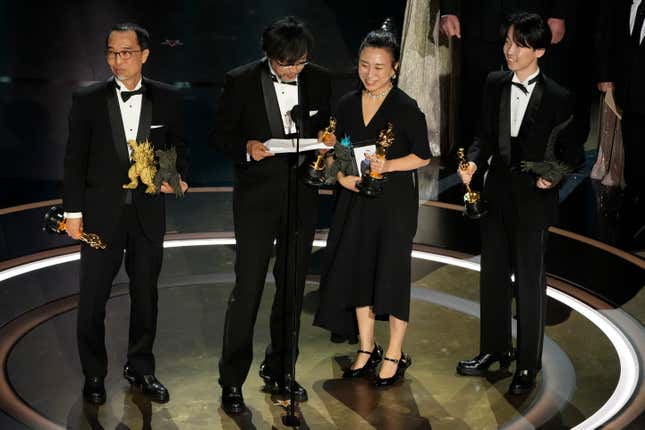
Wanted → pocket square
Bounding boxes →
[150,124,165,129]
[308,110,318,117]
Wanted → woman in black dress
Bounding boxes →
[314,28,432,387]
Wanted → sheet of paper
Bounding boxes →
[352,144,376,177]
[264,138,326,153]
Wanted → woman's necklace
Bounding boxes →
[364,84,393,99]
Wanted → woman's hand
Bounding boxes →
[367,154,389,174]
[338,173,361,192]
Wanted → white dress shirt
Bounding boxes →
[631,0,645,44]
[268,61,299,135]
[510,69,540,137]
[247,62,301,161]
[65,77,144,219]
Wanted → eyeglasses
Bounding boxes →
[105,50,142,61]
[273,59,309,69]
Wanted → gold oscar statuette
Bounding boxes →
[303,117,336,187]
[43,206,107,250]
[457,148,488,219]
[357,122,394,196]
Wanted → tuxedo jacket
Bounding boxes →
[63,78,187,245]
[596,0,645,115]
[440,0,571,42]
[467,71,576,227]
[211,59,332,188]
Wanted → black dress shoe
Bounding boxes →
[221,386,246,414]
[343,344,383,378]
[509,368,537,395]
[83,376,106,405]
[374,353,411,387]
[259,363,308,401]
[123,364,169,403]
[456,350,514,376]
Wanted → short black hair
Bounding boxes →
[262,16,313,63]
[358,18,400,64]
[502,12,551,51]
[106,23,150,50]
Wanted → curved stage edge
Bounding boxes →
[0,194,643,429]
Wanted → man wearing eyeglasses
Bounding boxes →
[63,22,188,405]
[211,16,331,414]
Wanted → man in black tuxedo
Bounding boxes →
[596,0,645,248]
[439,0,573,154]
[455,13,577,394]
[211,16,331,414]
[63,23,188,405]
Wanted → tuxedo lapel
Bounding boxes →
[517,74,545,144]
[260,61,286,138]
[498,74,512,165]
[136,81,152,143]
[105,81,130,169]
[298,68,309,136]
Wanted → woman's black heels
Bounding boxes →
[343,344,383,378]
[374,353,412,387]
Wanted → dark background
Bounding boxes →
[0,0,407,207]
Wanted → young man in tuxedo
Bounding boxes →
[596,0,645,249]
[211,16,332,414]
[455,13,577,395]
[439,0,574,157]
[64,23,188,405]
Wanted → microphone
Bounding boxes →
[289,104,309,124]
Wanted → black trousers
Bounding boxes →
[219,171,318,387]
[77,205,163,377]
[479,186,549,371]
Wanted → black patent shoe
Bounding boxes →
[221,386,246,414]
[456,350,515,376]
[374,353,412,387]
[259,363,308,401]
[509,368,537,395]
[123,364,170,403]
[343,344,383,378]
[83,376,106,405]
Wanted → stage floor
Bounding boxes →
[1,192,644,429]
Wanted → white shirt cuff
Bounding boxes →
[64,212,83,219]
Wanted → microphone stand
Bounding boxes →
[282,109,302,428]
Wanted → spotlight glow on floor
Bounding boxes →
[0,237,638,430]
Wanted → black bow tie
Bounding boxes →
[511,75,540,95]
[271,74,298,86]
[120,87,145,102]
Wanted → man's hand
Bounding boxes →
[338,173,360,192]
[246,140,274,161]
[597,82,614,93]
[319,130,337,147]
[440,14,461,38]
[160,179,189,194]
[547,18,566,44]
[66,217,83,240]
[458,161,477,185]
[536,177,554,189]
